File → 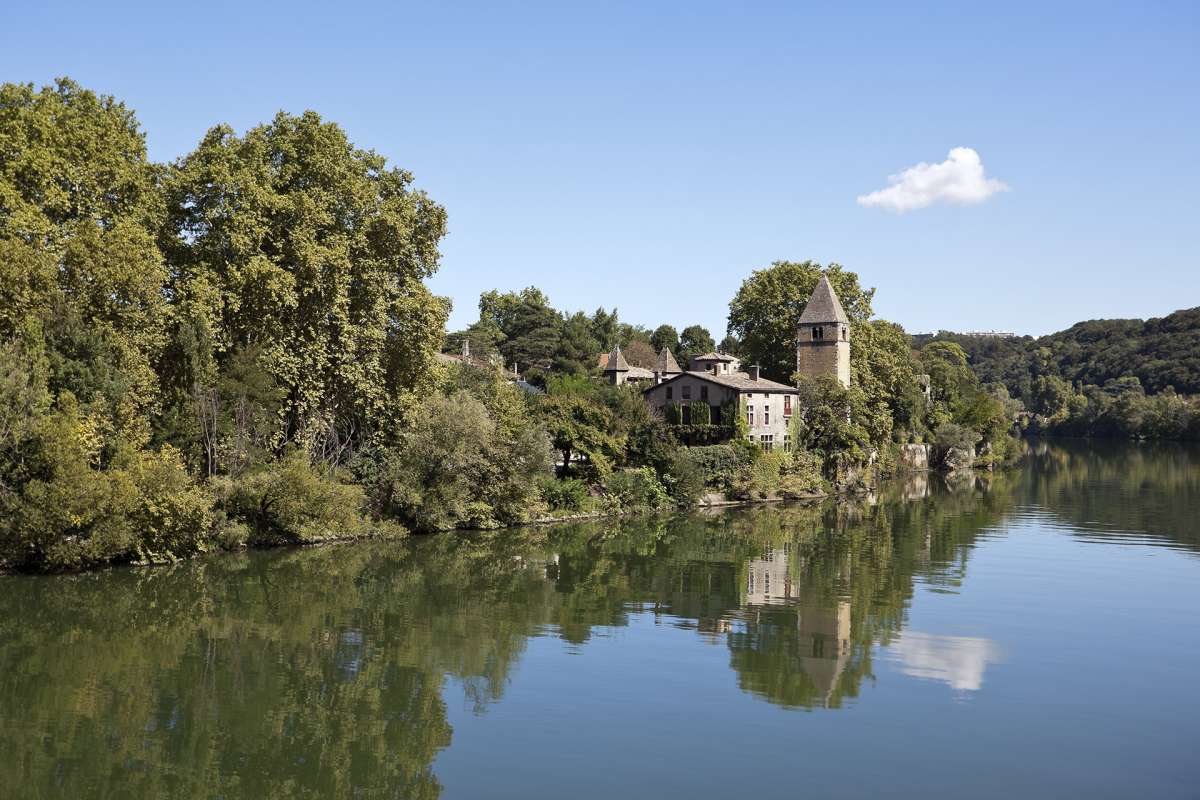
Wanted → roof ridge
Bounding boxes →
[798,274,850,324]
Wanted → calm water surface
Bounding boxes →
[2,439,1199,799]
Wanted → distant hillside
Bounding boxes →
[917,307,1200,401]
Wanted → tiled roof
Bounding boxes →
[656,347,682,373]
[690,351,738,362]
[603,344,630,371]
[643,370,798,395]
[798,275,849,325]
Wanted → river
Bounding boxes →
[1,439,1198,798]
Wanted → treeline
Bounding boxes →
[445,286,733,380]
[921,306,1200,439]
[0,79,1020,573]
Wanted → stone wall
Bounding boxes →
[796,339,850,387]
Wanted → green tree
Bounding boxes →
[650,324,679,355]
[590,307,619,350]
[678,324,716,364]
[553,311,601,375]
[477,287,562,376]
[727,260,874,381]
[537,394,624,480]
[162,110,448,455]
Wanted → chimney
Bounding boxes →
[710,364,718,376]
[749,365,760,381]
[653,370,662,385]
[462,338,471,359]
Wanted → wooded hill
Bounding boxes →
[918,306,1200,401]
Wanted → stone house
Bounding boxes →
[641,364,800,451]
[639,275,853,449]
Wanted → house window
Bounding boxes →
[761,434,774,452]
[764,407,770,426]
[666,387,673,399]
[747,404,755,427]
[783,396,792,418]
[783,434,791,452]
[682,385,691,400]
[700,386,708,401]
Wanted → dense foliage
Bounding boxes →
[922,306,1200,439]
[0,78,1026,572]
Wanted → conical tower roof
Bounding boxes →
[656,346,681,373]
[604,343,630,371]
[798,275,849,325]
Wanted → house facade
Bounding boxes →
[641,366,799,451]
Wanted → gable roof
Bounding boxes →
[656,347,682,373]
[642,370,798,395]
[798,275,849,325]
[603,344,630,372]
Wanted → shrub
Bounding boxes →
[214,450,373,544]
[125,445,215,561]
[659,448,706,506]
[603,467,670,511]
[778,450,825,497]
[686,444,743,489]
[541,476,592,512]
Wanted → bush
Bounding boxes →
[735,450,791,499]
[125,445,215,561]
[214,450,374,544]
[778,450,825,497]
[659,448,706,506]
[541,476,592,513]
[686,444,743,489]
[603,467,670,511]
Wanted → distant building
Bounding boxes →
[437,339,540,392]
[638,277,858,449]
[795,275,851,388]
[602,344,682,386]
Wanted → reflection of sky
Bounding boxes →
[887,632,1002,691]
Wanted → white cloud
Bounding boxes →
[857,147,1009,212]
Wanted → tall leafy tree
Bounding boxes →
[162,110,448,449]
[727,260,874,381]
[650,324,679,355]
[478,288,561,373]
[589,307,619,350]
[553,311,601,375]
[678,324,715,364]
[0,78,169,440]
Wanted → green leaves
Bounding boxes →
[728,260,874,381]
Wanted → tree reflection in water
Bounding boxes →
[3,439,1192,797]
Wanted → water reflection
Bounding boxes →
[1,439,1196,797]
[888,633,1002,691]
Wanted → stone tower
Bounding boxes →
[795,275,851,387]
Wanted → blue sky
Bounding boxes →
[3,1,1197,337]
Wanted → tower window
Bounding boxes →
[812,326,824,341]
